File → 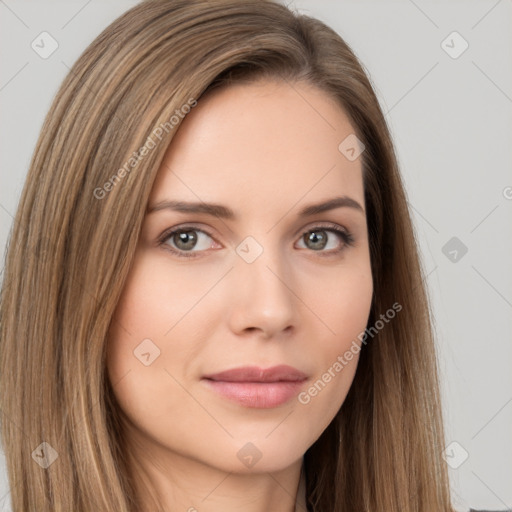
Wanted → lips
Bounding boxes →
[201,365,308,408]
[202,365,307,383]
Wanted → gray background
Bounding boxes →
[0,1,511,510]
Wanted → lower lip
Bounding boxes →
[202,379,305,408]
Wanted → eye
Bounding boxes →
[159,225,216,258]
[157,222,355,259]
[295,223,354,255]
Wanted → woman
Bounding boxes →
[0,0,457,510]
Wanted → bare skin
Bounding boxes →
[106,79,373,512]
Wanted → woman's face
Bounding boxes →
[106,79,373,475]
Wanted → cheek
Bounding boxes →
[104,259,201,443]
[105,251,223,418]
[296,262,372,418]
[308,257,373,347]
[106,251,215,365]
[105,253,172,395]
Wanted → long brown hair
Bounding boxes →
[0,0,454,510]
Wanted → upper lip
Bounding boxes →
[202,365,307,383]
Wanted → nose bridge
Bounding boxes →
[228,233,296,335]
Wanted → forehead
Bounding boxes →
[149,80,365,217]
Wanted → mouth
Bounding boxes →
[201,365,308,408]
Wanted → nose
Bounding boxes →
[227,246,297,339]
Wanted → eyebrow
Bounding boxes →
[147,195,365,219]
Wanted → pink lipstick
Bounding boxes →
[202,365,307,408]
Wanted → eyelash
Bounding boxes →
[157,222,355,259]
